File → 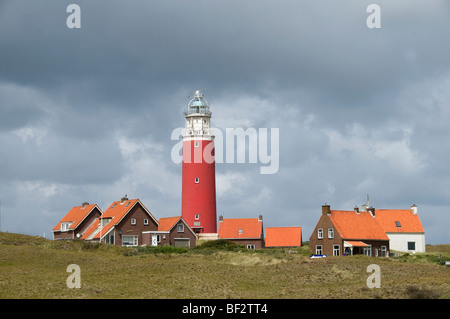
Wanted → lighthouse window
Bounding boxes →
[195,214,199,220]
[194,142,199,148]
[195,177,199,183]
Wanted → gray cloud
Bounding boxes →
[0,0,449,244]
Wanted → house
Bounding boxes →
[82,196,159,246]
[265,227,302,248]
[217,215,264,249]
[142,216,196,248]
[309,205,390,257]
[52,202,102,240]
[372,205,425,253]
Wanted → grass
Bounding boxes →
[0,232,449,299]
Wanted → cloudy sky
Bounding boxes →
[1,0,449,244]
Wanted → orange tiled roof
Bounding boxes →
[218,218,263,239]
[329,210,389,241]
[158,216,182,232]
[265,227,302,247]
[374,209,424,233]
[82,199,158,240]
[157,216,196,236]
[52,204,100,231]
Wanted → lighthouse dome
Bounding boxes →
[187,90,211,115]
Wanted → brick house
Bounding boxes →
[218,215,264,249]
[52,202,102,240]
[265,227,302,248]
[142,216,196,248]
[82,197,159,246]
[310,205,390,257]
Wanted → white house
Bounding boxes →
[374,205,425,253]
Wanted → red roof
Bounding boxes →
[329,210,389,241]
[374,209,424,233]
[52,204,101,232]
[265,227,302,247]
[82,199,158,240]
[158,217,182,232]
[218,218,263,239]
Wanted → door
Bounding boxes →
[151,234,158,246]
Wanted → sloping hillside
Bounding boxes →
[0,232,449,299]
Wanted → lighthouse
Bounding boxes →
[181,90,217,234]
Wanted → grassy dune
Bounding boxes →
[0,232,449,299]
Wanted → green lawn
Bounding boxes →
[0,232,449,299]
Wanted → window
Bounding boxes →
[144,219,148,225]
[177,224,184,232]
[407,242,416,251]
[195,177,199,183]
[328,228,334,239]
[125,201,131,207]
[333,245,340,256]
[122,235,138,246]
[111,203,117,209]
[60,222,71,232]
[364,246,372,256]
[381,246,387,257]
[195,214,199,220]
[318,228,323,239]
[395,221,401,227]
[238,229,243,234]
[247,244,255,249]
[315,245,323,255]
[131,218,136,225]
[194,141,199,148]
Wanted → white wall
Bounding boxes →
[387,233,426,253]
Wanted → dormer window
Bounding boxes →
[61,222,71,232]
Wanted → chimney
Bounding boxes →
[81,202,89,208]
[258,215,263,221]
[219,215,223,222]
[322,204,331,216]
[411,204,418,215]
[368,207,375,217]
[121,195,128,203]
[354,206,359,214]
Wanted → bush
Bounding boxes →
[192,239,246,252]
[406,285,439,299]
[134,245,188,255]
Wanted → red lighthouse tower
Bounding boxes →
[181,90,217,234]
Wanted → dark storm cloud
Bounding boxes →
[0,0,449,244]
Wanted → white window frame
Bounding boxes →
[328,228,334,239]
[195,214,200,220]
[122,235,138,247]
[60,222,71,232]
[194,177,199,183]
[194,141,199,148]
[144,219,148,225]
[131,218,136,225]
[381,246,387,257]
[246,244,255,249]
[177,224,184,233]
[333,244,340,256]
[315,245,323,255]
[318,228,323,239]
[364,246,372,256]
